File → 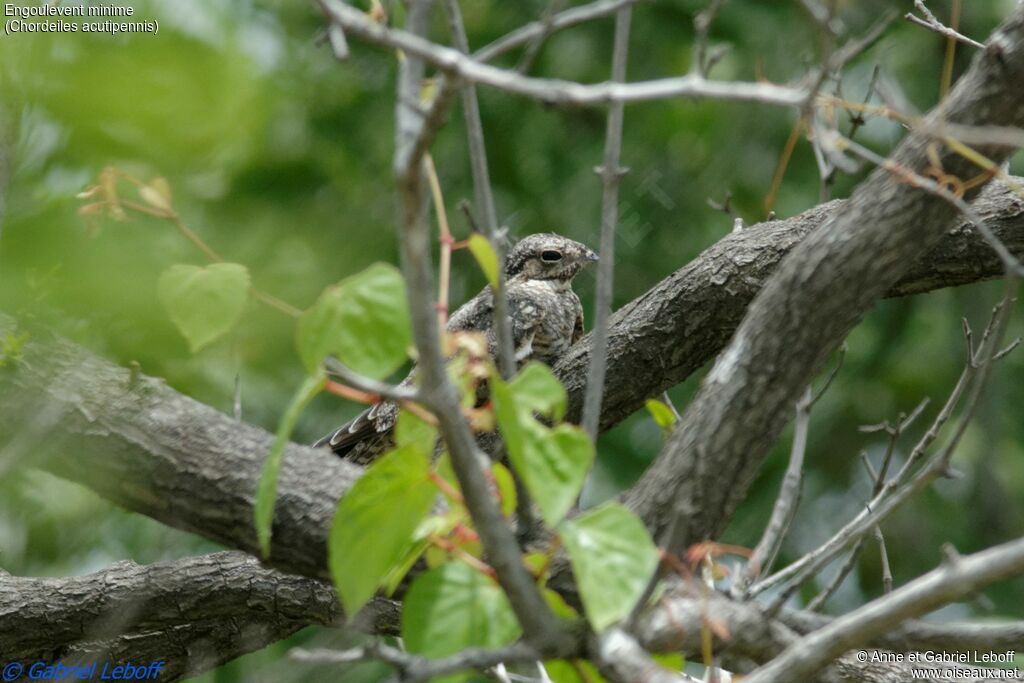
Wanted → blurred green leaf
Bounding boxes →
[297,262,411,378]
[645,398,677,431]
[544,659,607,683]
[492,461,518,519]
[157,262,250,352]
[559,502,659,632]
[395,408,437,449]
[255,373,325,558]
[509,361,567,421]
[329,444,436,616]
[402,561,522,673]
[467,233,500,288]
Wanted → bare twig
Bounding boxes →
[474,0,646,64]
[440,0,540,548]
[515,0,567,74]
[754,282,1019,608]
[323,357,420,402]
[582,6,632,441]
[735,346,843,596]
[318,0,806,109]
[905,2,984,50]
[692,0,727,78]
[805,537,868,612]
[391,0,567,652]
[744,535,1024,683]
[440,0,515,379]
[291,640,544,683]
[736,387,812,594]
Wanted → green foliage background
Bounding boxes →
[1,0,1022,679]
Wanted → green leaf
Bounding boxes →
[297,262,411,378]
[493,372,593,526]
[509,361,567,420]
[559,503,660,632]
[329,444,437,616]
[403,562,522,664]
[544,659,607,683]
[645,398,677,431]
[543,588,579,621]
[652,652,685,672]
[467,233,500,288]
[395,408,437,450]
[522,422,593,525]
[157,263,251,352]
[255,374,325,558]
[492,462,518,519]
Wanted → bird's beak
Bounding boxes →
[586,249,599,262]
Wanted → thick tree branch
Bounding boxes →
[0,314,358,580]
[625,7,1024,553]
[0,552,352,681]
[555,178,1024,431]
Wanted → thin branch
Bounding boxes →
[905,3,985,50]
[440,0,540,548]
[474,0,646,64]
[736,386,812,593]
[754,282,1019,607]
[742,344,844,592]
[292,640,545,683]
[743,535,1024,683]
[692,0,727,78]
[391,0,567,652]
[515,0,567,74]
[805,537,868,612]
[440,0,515,379]
[318,0,806,109]
[323,357,420,402]
[582,6,632,440]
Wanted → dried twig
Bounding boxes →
[905,1,984,50]
[317,0,806,109]
[582,6,632,440]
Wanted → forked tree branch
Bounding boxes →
[625,6,1024,553]
[0,552,358,680]
[317,0,806,109]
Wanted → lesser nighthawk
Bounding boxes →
[315,232,598,464]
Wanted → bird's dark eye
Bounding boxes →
[541,250,563,262]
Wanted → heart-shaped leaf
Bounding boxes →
[403,562,522,671]
[329,444,437,616]
[158,263,251,352]
[297,262,411,378]
[559,503,659,632]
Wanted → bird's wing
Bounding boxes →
[313,398,399,456]
[571,292,584,344]
[505,283,543,363]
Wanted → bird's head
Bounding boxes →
[505,233,599,282]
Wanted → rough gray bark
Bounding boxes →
[625,8,1024,553]
[0,314,358,581]
[556,179,1024,432]
[0,552,348,680]
[636,586,1024,683]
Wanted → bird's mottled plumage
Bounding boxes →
[315,232,597,464]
